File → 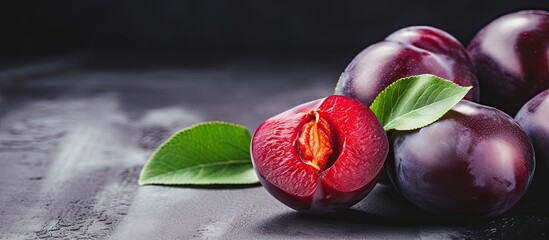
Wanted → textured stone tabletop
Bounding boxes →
[1,54,547,239]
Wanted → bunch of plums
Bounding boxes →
[251,10,549,218]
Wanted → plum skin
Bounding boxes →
[336,26,479,107]
[516,89,549,173]
[515,89,549,203]
[251,95,388,213]
[468,10,549,115]
[389,100,535,218]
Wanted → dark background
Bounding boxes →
[2,1,549,239]
[3,0,549,62]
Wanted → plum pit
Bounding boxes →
[297,111,334,172]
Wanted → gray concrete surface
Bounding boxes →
[0,54,547,239]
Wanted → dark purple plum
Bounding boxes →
[516,89,549,174]
[336,26,479,107]
[515,89,549,206]
[389,100,535,218]
[468,10,549,115]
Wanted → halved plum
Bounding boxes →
[251,95,388,213]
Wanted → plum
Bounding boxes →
[251,95,388,213]
[515,89,549,205]
[516,89,549,174]
[468,10,549,115]
[336,26,479,107]
[389,100,535,218]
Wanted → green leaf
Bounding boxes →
[370,74,471,131]
[138,121,259,186]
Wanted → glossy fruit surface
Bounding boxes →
[336,26,479,107]
[468,10,549,115]
[389,100,535,218]
[515,89,549,202]
[251,95,388,213]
